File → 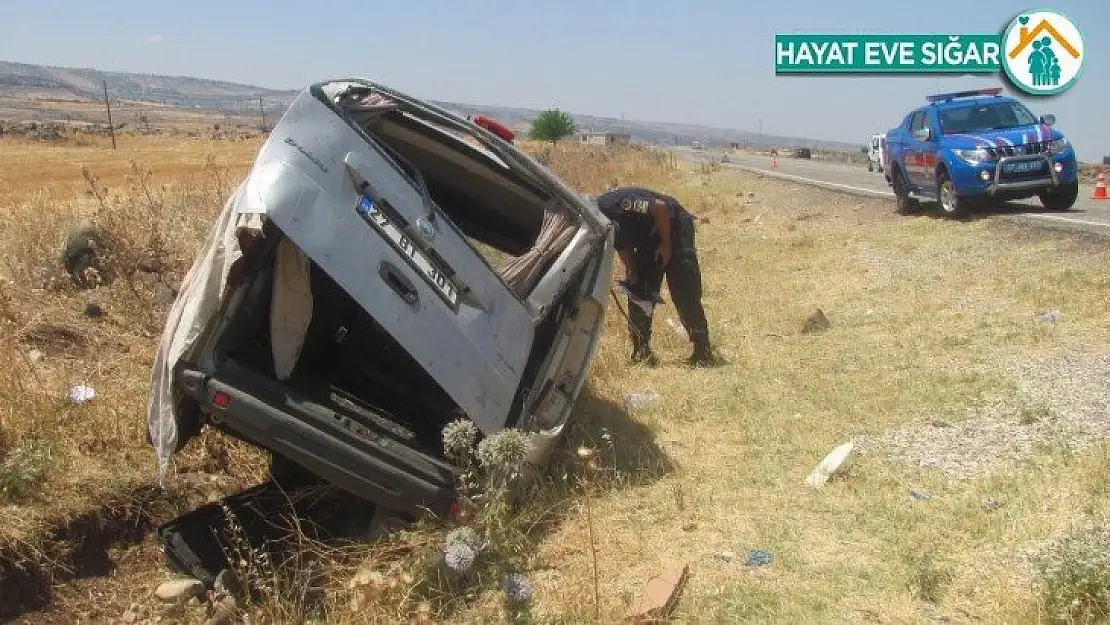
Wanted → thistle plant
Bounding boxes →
[476,427,533,494]
[500,572,534,606]
[442,418,479,467]
[438,418,537,608]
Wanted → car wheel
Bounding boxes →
[937,173,967,218]
[1039,180,1080,211]
[892,169,918,215]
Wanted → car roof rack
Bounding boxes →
[925,88,1004,103]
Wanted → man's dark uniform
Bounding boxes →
[596,187,716,367]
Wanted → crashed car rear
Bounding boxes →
[148,79,615,518]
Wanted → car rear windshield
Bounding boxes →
[939,101,1038,134]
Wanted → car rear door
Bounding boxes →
[239,89,535,434]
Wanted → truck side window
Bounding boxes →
[909,111,925,134]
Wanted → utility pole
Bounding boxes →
[103,80,116,149]
[258,97,266,132]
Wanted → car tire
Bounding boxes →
[937,172,968,218]
[892,169,918,215]
[1039,180,1080,211]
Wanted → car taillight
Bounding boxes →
[213,391,230,408]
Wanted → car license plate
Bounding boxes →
[1003,161,1043,174]
[356,195,460,309]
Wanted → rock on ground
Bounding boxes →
[154,577,205,604]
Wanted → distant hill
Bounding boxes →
[0,61,297,111]
[0,60,863,152]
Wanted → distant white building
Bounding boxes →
[579,132,632,146]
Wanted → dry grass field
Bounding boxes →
[3,133,1110,624]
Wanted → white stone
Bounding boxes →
[154,577,205,603]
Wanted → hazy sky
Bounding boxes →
[1,0,1105,159]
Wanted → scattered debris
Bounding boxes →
[626,561,689,623]
[26,349,42,364]
[682,522,697,532]
[624,392,661,411]
[745,549,773,567]
[154,577,205,604]
[982,498,1003,511]
[805,441,854,488]
[909,489,933,501]
[801,308,830,334]
[713,551,736,562]
[1039,309,1062,323]
[83,301,105,318]
[66,384,96,404]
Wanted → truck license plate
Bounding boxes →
[1003,161,1043,174]
[356,195,460,309]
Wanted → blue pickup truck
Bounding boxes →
[883,88,1079,217]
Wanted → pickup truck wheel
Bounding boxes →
[892,169,918,215]
[1039,180,1080,211]
[937,173,967,218]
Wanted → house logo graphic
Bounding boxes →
[1000,9,1085,96]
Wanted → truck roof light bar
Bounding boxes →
[925,88,1004,103]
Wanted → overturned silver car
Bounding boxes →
[148,79,614,518]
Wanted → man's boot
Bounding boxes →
[628,295,658,367]
[631,343,659,367]
[685,338,718,368]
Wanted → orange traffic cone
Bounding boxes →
[1095,169,1108,200]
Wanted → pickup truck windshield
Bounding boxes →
[939,101,1038,134]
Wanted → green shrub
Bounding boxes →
[1035,521,1110,622]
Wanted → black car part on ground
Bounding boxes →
[158,473,382,592]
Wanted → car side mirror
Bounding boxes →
[1041,114,1056,126]
[913,127,931,142]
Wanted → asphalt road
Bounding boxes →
[676,148,1110,234]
